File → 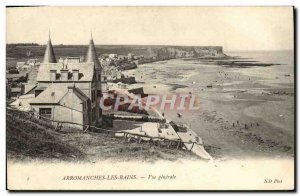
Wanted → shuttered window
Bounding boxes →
[39,108,52,120]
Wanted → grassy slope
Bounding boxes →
[6,109,196,162]
[6,111,85,162]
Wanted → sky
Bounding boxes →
[6,6,294,51]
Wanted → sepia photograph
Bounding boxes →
[5,6,295,191]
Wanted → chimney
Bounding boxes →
[60,69,69,81]
[50,70,57,81]
[73,69,79,81]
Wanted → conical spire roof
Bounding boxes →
[43,33,57,63]
[86,35,101,68]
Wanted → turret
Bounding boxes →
[85,33,101,68]
[43,32,57,63]
[85,32,102,122]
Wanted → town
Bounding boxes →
[6,33,213,161]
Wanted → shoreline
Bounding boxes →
[122,55,294,159]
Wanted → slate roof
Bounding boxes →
[86,38,101,69]
[73,87,89,101]
[24,84,37,94]
[30,84,69,104]
[43,38,57,63]
[36,62,94,82]
[30,84,89,104]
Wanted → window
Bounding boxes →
[92,91,95,102]
[35,90,43,97]
[39,108,52,120]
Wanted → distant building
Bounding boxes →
[109,54,118,59]
[10,94,35,111]
[102,65,119,81]
[100,58,114,67]
[101,65,120,92]
[10,87,24,98]
[6,73,28,83]
[64,56,82,64]
[133,59,143,65]
[26,59,40,66]
[17,60,38,71]
[128,53,134,61]
[16,62,26,70]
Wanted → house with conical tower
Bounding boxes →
[28,34,102,129]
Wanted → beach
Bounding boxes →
[123,50,294,159]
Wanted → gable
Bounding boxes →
[59,90,84,111]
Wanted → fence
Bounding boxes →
[6,107,203,152]
[108,114,165,123]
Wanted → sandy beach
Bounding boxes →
[123,51,294,160]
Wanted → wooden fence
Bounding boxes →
[6,107,203,152]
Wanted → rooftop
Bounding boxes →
[10,87,22,93]
[43,36,57,63]
[36,62,94,82]
[30,83,89,104]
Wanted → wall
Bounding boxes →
[31,91,85,130]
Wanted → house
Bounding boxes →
[100,57,114,67]
[102,65,119,81]
[128,53,134,61]
[10,87,23,98]
[28,34,102,130]
[10,94,36,111]
[16,59,39,71]
[6,73,28,83]
[16,62,26,70]
[27,59,40,66]
[30,84,89,130]
[109,54,118,59]
[100,65,120,93]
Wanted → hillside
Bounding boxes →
[6,44,225,60]
[6,44,226,69]
[6,109,85,162]
[6,109,196,162]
